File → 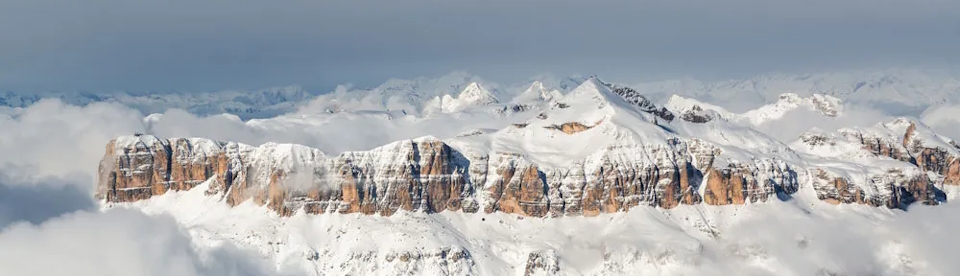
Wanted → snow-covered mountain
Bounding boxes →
[422,82,500,115]
[94,74,960,275]
[291,68,960,122]
[634,68,960,114]
[665,93,842,125]
[4,68,957,121]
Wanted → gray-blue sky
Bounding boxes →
[1,0,959,92]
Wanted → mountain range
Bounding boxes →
[84,70,960,275]
[4,68,959,120]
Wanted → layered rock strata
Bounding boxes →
[99,129,954,217]
[801,120,960,208]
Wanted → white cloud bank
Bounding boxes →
[922,104,960,141]
[0,208,274,276]
[0,168,278,276]
[0,101,284,276]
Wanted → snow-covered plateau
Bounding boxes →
[74,69,960,275]
[8,69,960,275]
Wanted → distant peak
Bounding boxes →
[585,75,603,84]
[464,82,483,91]
[571,77,607,94]
[529,81,545,90]
[457,82,498,103]
[740,93,844,125]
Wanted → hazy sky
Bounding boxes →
[1,0,959,92]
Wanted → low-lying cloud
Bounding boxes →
[921,104,960,140]
[0,101,301,276]
[0,166,277,276]
[0,171,95,228]
[0,208,275,276]
[0,99,145,179]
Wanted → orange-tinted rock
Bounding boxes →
[857,121,960,186]
[862,137,907,161]
[812,169,940,208]
[945,159,960,185]
[702,166,772,206]
[485,161,550,217]
[545,122,596,134]
[99,137,475,216]
[813,170,866,206]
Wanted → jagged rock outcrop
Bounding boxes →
[679,105,717,123]
[524,250,561,276]
[498,104,530,114]
[812,169,940,208]
[664,95,734,124]
[305,246,476,276]
[800,132,834,147]
[602,83,675,121]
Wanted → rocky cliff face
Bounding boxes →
[97,136,239,203]
[812,169,941,208]
[797,119,960,208]
[98,134,794,217]
[98,126,951,217]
